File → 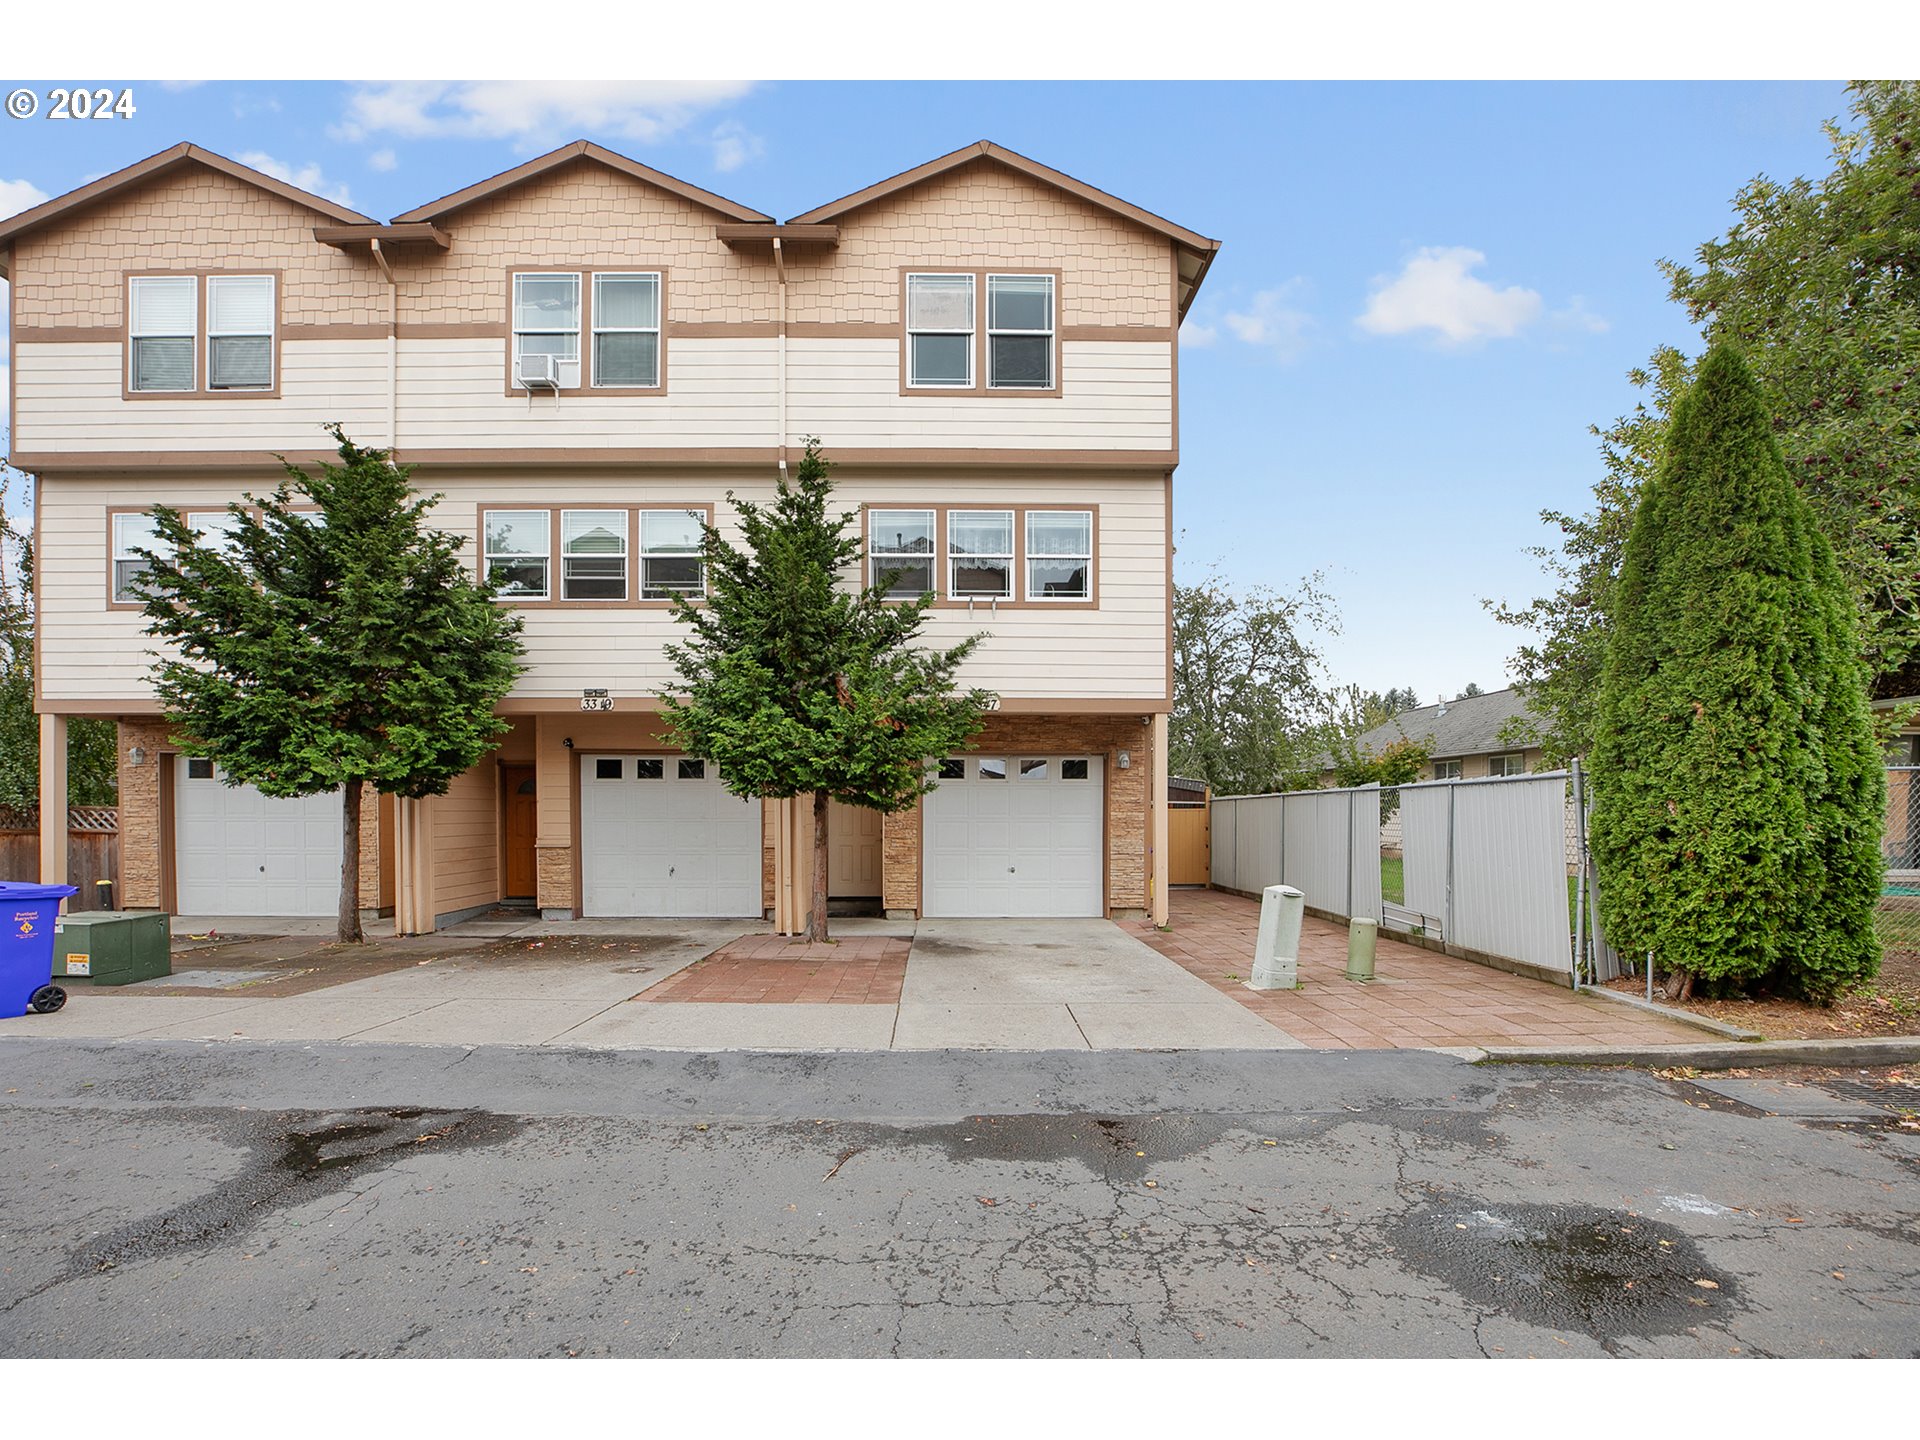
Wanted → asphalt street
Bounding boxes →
[0,1039,1914,1357]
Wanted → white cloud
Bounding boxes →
[1549,296,1610,334]
[237,152,353,207]
[332,81,756,152]
[1357,246,1542,345]
[709,121,763,174]
[1178,318,1218,349]
[367,148,398,173]
[1218,282,1315,361]
[0,178,50,221]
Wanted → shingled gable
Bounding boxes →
[388,139,773,226]
[0,142,373,262]
[786,139,1221,319]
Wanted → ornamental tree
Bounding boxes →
[660,438,993,942]
[135,426,524,942]
[1589,346,1883,1002]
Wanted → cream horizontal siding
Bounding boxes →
[36,474,1168,707]
[431,763,500,919]
[12,341,390,452]
[787,340,1172,450]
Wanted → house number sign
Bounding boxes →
[580,688,614,712]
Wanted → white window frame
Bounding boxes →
[947,509,1014,601]
[640,509,707,601]
[111,512,161,603]
[560,509,630,602]
[867,507,936,598]
[184,510,245,559]
[482,508,552,601]
[204,274,276,391]
[127,275,197,393]
[590,271,662,389]
[511,272,582,386]
[1024,509,1092,601]
[1486,753,1525,778]
[905,272,975,389]
[986,272,1055,390]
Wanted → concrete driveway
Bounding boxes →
[5,915,1297,1053]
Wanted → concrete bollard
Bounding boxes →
[1249,884,1305,990]
[1345,917,1378,983]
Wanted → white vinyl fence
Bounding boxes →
[1397,772,1574,976]
[1210,783,1383,924]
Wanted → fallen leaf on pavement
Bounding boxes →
[1693,1279,1719,1290]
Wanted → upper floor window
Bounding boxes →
[640,510,705,600]
[868,508,935,598]
[206,276,275,390]
[592,272,661,388]
[484,509,551,599]
[1025,510,1091,600]
[906,273,974,388]
[987,274,1054,389]
[948,509,1014,599]
[512,273,581,389]
[562,509,628,601]
[128,276,196,392]
[112,512,160,602]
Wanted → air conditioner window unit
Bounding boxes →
[517,353,562,390]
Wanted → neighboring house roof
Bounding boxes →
[786,139,1221,319]
[1169,775,1208,798]
[389,139,773,225]
[0,142,375,256]
[1349,687,1541,762]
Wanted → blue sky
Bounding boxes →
[0,79,1854,702]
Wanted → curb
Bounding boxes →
[1575,984,1765,1041]
[1477,1037,1920,1069]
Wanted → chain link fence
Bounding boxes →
[1882,767,1920,963]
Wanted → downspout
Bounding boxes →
[370,237,397,454]
[773,235,788,480]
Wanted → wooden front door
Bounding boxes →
[503,766,538,899]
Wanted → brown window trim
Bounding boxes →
[859,501,1097,610]
[898,268,1062,400]
[503,268,671,398]
[105,502,258,610]
[477,502,714,609]
[123,269,283,401]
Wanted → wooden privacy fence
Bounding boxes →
[0,805,120,903]
[1168,802,1211,885]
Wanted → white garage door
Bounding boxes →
[174,757,343,915]
[579,755,763,917]
[923,754,1104,918]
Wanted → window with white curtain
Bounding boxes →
[906,273,974,387]
[512,273,581,385]
[948,510,1013,599]
[1025,510,1091,599]
[867,508,935,597]
[128,275,197,392]
[206,275,275,389]
[592,272,661,387]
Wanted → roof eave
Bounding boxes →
[389,139,772,226]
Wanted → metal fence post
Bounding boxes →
[1277,792,1286,892]
[1444,780,1457,945]
[1571,757,1587,990]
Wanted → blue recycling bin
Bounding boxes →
[0,882,78,1019]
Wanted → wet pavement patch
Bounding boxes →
[870,1112,1236,1181]
[1387,1198,1738,1341]
[57,1106,520,1280]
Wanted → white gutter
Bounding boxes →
[370,237,397,453]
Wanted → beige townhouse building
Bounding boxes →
[4,138,1218,933]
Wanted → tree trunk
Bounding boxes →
[1662,966,1691,1002]
[805,789,831,943]
[338,777,364,945]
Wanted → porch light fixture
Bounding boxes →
[1117,751,1131,769]
[128,746,147,766]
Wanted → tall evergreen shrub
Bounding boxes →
[1589,346,1883,1001]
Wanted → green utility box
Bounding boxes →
[52,911,172,987]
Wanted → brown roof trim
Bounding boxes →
[389,139,771,225]
[786,139,1221,255]
[313,222,452,250]
[0,142,373,245]
[714,222,840,247]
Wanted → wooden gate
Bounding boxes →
[1169,804,1211,886]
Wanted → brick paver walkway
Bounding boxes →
[642,935,910,1005]
[1123,889,1702,1050]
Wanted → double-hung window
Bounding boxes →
[484,510,552,599]
[185,510,245,558]
[948,510,1014,600]
[640,510,705,600]
[512,273,581,388]
[561,510,628,601]
[592,272,661,388]
[111,513,161,602]
[906,273,974,388]
[867,508,935,598]
[1026,510,1091,600]
[206,275,275,390]
[987,274,1055,389]
[128,276,197,393]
